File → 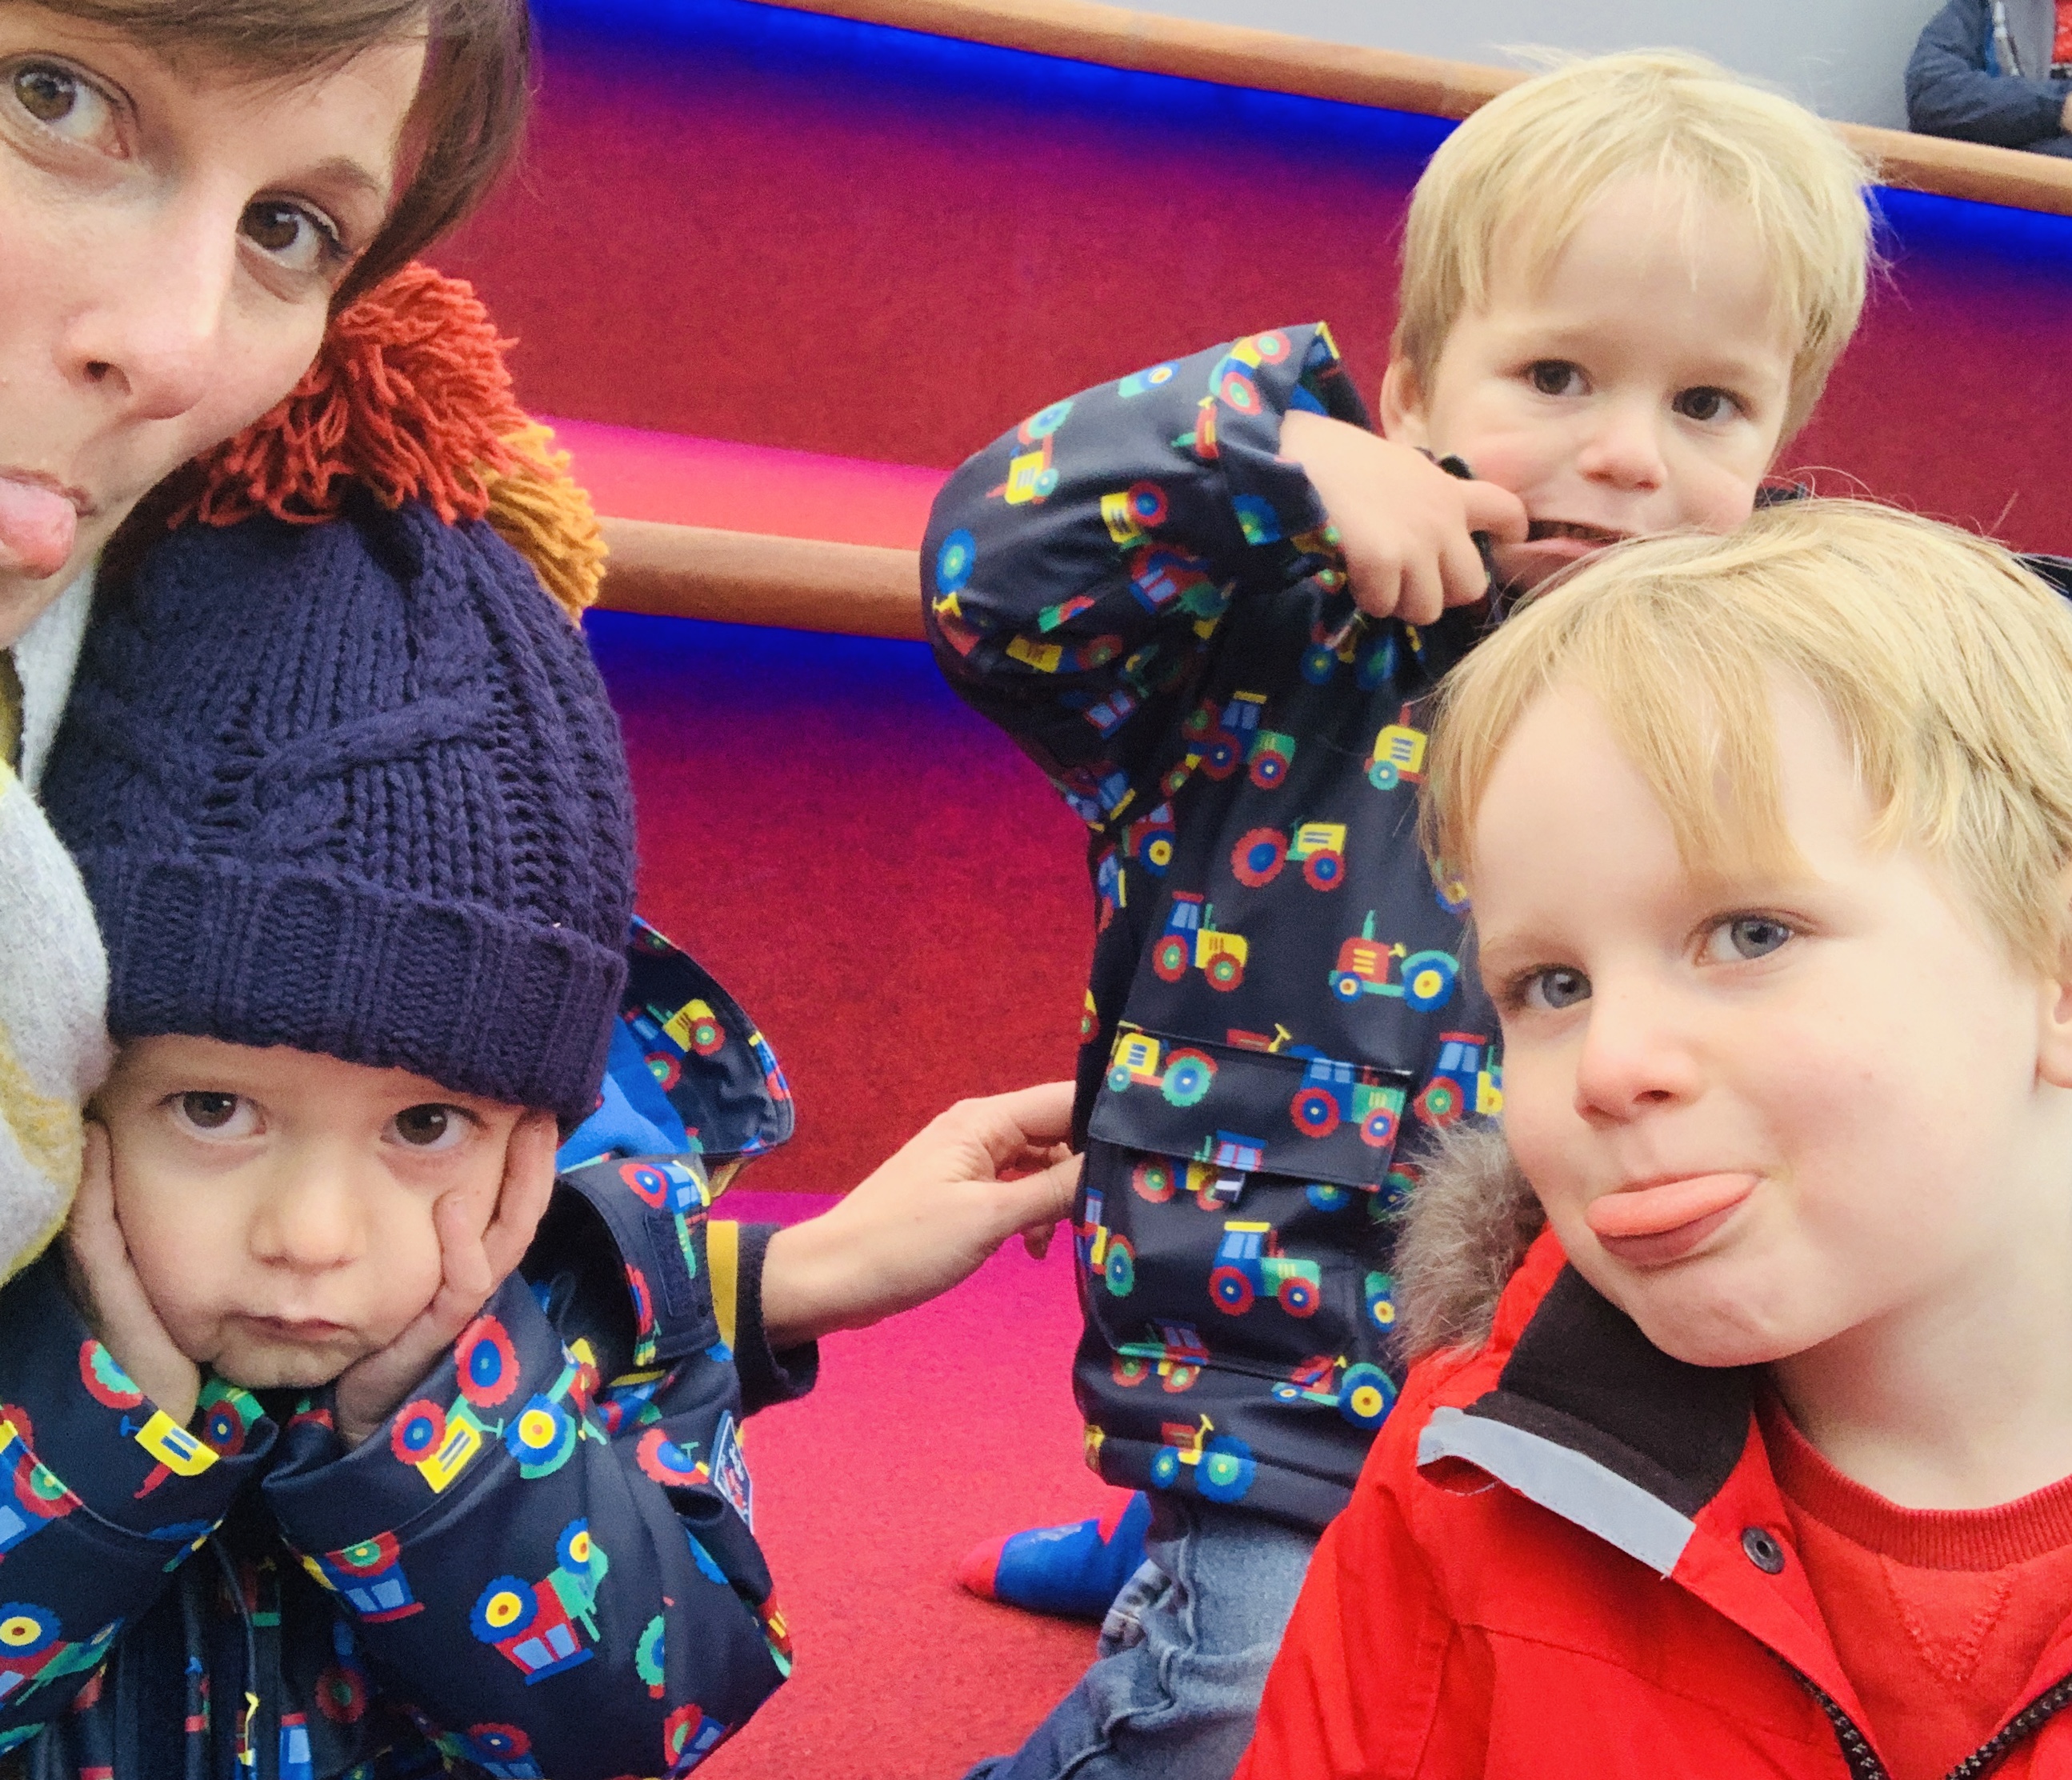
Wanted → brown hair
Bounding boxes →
[31,0,531,301]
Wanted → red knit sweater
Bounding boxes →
[1764,1398,2072,1780]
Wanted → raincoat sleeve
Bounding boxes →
[0,1257,275,1755]
[264,1168,805,1779]
[923,324,1368,838]
[1906,0,2072,149]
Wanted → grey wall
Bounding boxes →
[1127,0,1948,128]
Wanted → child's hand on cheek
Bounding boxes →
[333,1111,559,1450]
[64,1123,202,1429]
[1278,410,1527,625]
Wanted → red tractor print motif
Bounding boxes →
[1330,912,1458,1011]
[1208,1222,1322,1318]
[471,1520,609,1685]
[1270,1355,1398,1430]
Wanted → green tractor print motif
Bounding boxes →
[1112,1321,1212,1393]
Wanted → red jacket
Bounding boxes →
[1238,1226,2072,1778]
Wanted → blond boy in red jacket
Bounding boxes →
[1240,501,2072,1778]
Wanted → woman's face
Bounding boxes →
[0,8,426,644]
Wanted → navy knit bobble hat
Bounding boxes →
[42,498,636,1129]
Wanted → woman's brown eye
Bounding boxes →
[179,1092,238,1130]
[13,66,76,124]
[242,202,302,254]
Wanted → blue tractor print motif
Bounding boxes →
[471,1520,609,1684]
[1330,913,1458,1011]
[1289,1053,1406,1150]
[0,1413,75,1558]
[280,1711,314,1780]
[1208,1222,1322,1318]
[1270,1354,1398,1430]
[1148,1414,1257,1504]
[1416,1033,1503,1127]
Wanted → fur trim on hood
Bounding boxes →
[1394,1123,1546,1367]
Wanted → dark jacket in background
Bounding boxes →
[1908,0,2072,154]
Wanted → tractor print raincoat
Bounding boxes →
[0,923,813,1780]
[924,325,1501,1531]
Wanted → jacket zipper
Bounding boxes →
[1798,1678,1890,1780]
[1796,1669,2072,1780]
[1945,1673,2072,1778]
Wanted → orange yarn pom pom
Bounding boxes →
[175,263,529,530]
[486,424,610,622]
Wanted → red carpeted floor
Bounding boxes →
[711,1192,1109,1777]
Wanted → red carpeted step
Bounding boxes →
[715,1192,1103,1774]
[546,414,946,548]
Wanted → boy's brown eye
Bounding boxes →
[12,65,76,123]
[393,1105,454,1147]
[179,1092,238,1130]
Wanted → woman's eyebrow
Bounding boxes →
[296,154,394,215]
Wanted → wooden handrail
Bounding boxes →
[759,0,2072,218]
[597,518,926,640]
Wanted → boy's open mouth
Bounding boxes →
[1526,519,1629,545]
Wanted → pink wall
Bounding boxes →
[437,0,2072,551]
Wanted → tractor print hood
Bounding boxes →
[928,326,1507,1530]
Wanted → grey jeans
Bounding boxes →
[963,1498,1318,1780]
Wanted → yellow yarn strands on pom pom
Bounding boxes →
[485,423,609,622]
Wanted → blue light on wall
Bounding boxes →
[534,0,2072,279]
